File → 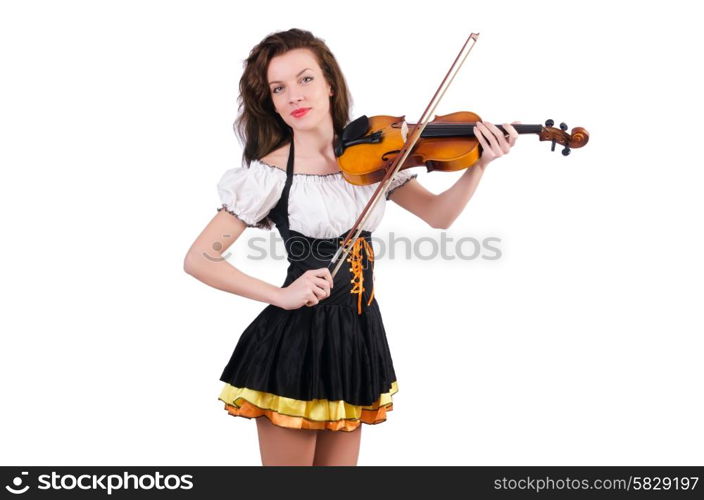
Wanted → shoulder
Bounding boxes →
[215,158,287,230]
[217,159,286,193]
[258,145,289,172]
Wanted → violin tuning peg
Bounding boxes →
[551,139,556,152]
[562,145,571,156]
[545,119,554,127]
[560,122,568,131]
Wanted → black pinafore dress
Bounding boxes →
[218,141,399,432]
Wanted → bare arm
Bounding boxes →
[388,163,486,229]
[388,121,519,229]
[183,210,283,306]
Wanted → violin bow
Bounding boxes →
[328,32,481,278]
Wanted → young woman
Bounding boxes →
[184,28,518,466]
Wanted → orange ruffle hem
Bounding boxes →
[223,399,393,432]
[220,380,398,432]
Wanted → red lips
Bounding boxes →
[291,108,311,118]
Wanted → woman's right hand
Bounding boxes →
[274,267,334,310]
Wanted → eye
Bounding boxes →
[271,76,314,95]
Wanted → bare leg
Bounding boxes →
[256,417,318,466]
[312,425,362,466]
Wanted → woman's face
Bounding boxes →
[267,48,334,132]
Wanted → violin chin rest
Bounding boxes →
[335,115,371,157]
[342,115,370,142]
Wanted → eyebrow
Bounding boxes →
[268,68,313,85]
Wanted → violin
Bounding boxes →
[333,112,590,186]
[328,32,590,282]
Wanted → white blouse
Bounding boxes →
[217,159,418,239]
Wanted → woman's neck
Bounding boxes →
[291,122,336,162]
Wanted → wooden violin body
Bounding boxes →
[327,32,591,283]
[334,112,590,186]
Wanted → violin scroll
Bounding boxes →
[539,119,590,156]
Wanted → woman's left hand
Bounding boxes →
[473,121,520,169]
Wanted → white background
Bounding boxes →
[1,0,702,466]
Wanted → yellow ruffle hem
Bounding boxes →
[219,380,399,432]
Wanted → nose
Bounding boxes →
[288,92,303,105]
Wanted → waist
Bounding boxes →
[282,231,376,314]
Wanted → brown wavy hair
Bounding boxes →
[233,28,353,167]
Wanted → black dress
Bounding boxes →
[216,141,416,432]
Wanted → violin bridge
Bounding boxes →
[401,120,408,143]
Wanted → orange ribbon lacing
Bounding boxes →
[346,237,375,315]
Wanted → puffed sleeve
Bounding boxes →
[385,168,418,200]
[216,161,286,230]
